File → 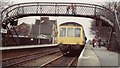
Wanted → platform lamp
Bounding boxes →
[10,19,18,26]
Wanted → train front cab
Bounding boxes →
[57,26,86,56]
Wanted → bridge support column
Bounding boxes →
[107,27,120,52]
[107,27,113,50]
[111,10,120,51]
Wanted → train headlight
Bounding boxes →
[82,41,86,44]
[76,45,80,49]
[73,44,80,50]
[58,44,63,48]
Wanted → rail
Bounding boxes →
[2,49,60,67]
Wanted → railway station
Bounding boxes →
[1,43,119,67]
[0,1,120,68]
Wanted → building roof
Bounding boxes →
[59,22,82,26]
[8,22,31,36]
[30,17,57,38]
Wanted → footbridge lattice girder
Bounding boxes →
[1,2,114,27]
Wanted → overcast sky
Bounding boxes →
[8,0,119,40]
[7,0,119,5]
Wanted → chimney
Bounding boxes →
[41,17,49,23]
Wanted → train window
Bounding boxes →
[60,28,66,37]
[75,28,80,37]
[67,28,73,37]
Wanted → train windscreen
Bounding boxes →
[75,28,81,37]
[67,28,73,37]
[60,28,81,37]
[60,28,66,37]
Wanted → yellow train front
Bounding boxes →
[57,22,87,56]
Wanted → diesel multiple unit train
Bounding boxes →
[57,22,87,56]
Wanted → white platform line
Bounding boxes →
[78,45,86,59]
[0,44,58,50]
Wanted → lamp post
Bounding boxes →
[38,22,40,45]
[52,24,55,44]
[38,19,44,45]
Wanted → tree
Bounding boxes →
[0,0,13,21]
[91,1,120,52]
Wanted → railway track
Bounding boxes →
[41,54,77,67]
[2,46,84,67]
[2,47,58,59]
[2,48,60,67]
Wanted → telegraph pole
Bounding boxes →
[114,4,120,47]
[38,17,41,45]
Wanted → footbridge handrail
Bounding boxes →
[1,2,114,27]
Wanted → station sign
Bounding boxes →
[1,28,7,33]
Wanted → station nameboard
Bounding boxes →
[1,28,7,33]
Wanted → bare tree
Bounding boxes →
[0,0,14,21]
[102,1,120,22]
[90,1,120,52]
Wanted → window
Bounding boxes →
[75,28,80,37]
[67,28,73,37]
[60,28,66,37]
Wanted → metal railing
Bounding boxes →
[1,2,114,26]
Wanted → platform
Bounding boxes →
[77,44,119,68]
[0,44,58,50]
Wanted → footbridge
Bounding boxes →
[0,2,120,46]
